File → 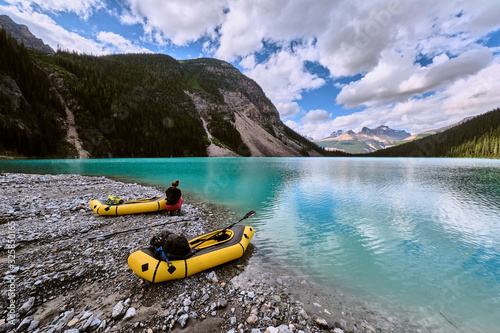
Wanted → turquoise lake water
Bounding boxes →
[1,157,499,331]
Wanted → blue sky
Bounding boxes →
[1,0,500,139]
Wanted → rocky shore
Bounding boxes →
[1,173,417,333]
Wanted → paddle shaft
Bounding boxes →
[191,211,256,250]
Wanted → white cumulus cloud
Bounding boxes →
[97,31,152,54]
[241,46,325,117]
[124,0,226,46]
[336,47,494,109]
[4,0,105,19]
[301,110,330,124]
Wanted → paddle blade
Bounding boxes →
[242,211,256,220]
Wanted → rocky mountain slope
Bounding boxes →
[0,16,324,158]
[314,125,411,154]
[0,15,54,54]
[398,116,476,144]
[368,108,500,158]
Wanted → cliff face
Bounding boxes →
[183,59,314,157]
[0,16,322,158]
[0,15,54,54]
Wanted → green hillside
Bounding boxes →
[316,139,374,154]
[0,28,67,157]
[368,108,500,158]
[391,133,431,146]
[53,52,211,157]
[1,25,330,158]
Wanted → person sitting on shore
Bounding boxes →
[165,180,182,216]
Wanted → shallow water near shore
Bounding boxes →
[2,157,500,332]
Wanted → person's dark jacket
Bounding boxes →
[166,186,181,205]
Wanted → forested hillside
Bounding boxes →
[367,108,500,158]
[3,16,496,160]
[53,52,209,157]
[0,22,326,158]
[0,28,67,157]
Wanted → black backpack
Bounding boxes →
[150,230,191,260]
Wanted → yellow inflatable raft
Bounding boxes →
[89,196,167,216]
[127,225,254,282]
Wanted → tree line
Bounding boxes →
[367,108,500,158]
[53,52,209,157]
[0,27,67,157]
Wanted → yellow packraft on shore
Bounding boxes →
[127,225,254,282]
[89,196,167,216]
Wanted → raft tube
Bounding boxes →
[89,196,167,216]
[127,225,254,282]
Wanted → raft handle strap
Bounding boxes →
[155,247,176,274]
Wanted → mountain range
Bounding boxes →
[1,14,498,159]
[0,15,54,54]
[0,15,324,158]
[368,109,500,158]
[314,125,412,154]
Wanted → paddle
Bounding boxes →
[191,210,256,250]
[88,217,198,240]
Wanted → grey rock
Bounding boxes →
[315,316,329,328]
[15,316,32,333]
[298,309,308,320]
[26,320,39,332]
[0,321,16,333]
[88,316,101,331]
[123,307,136,321]
[246,314,258,326]
[52,309,74,331]
[81,314,95,331]
[112,300,127,319]
[80,311,93,321]
[277,324,293,333]
[18,297,35,315]
[218,299,228,308]
[177,314,189,328]
[9,266,20,274]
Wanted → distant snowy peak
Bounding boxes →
[360,125,411,141]
[324,125,411,142]
[328,130,344,138]
[314,125,411,154]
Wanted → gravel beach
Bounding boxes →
[0,173,422,333]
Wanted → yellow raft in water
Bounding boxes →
[89,196,167,216]
[127,225,254,282]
